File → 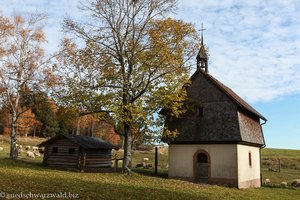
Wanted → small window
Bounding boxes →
[248,152,252,167]
[69,148,76,154]
[52,147,58,153]
[198,107,203,117]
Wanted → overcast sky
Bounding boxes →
[1,0,300,149]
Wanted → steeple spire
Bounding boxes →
[197,23,208,73]
[201,23,205,46]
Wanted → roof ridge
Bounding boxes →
[39,133,119,149]
[192,69,266,121]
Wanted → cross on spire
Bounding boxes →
[196,23,208,73]
[200,23,206,45]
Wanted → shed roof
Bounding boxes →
[38,134,119,150]
[191,69,266,121]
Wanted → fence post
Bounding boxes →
[278,159,281,172]
[155,147,158,175]
[114,159,118,172]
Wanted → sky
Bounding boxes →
[1,0,299,149]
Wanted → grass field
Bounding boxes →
[0,136,300,200]
[261,148,300,185]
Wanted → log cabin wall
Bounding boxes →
[44,138,80,169]
[84,149,112,169]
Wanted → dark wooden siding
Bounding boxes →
[166,72,241,143]
[43,136,115,171]
[44,138,79,169]
[165,71,265,146]
[238,111,264,145]
[83,149,112,168]
[187,72,231,102]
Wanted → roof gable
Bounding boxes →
[191,69,266,121]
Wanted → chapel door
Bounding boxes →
[195,152,209,183]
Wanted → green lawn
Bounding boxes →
[0,138,300,200]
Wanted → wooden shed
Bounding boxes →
[38,134,119,172]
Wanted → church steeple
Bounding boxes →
[196,23,208,73]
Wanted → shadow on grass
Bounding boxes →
[132,168,168,179]
[1,157,43,168]
[262,184,299,190]
[1,157,168,179]
[0,164,208,200]
[1,159,300,200]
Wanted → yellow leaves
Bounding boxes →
[145,17,199,71]
[148,17,196,45]
[118,103,144,124]
[102,66,117,78]
[150,75,190,119]
[163,88,188,118]
[162,128,179,143]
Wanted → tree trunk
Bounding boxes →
[33,126,36,137]
[76,116,80,135]
[91,122,95,137]
[122,123,132,174]
[10,111,18,160]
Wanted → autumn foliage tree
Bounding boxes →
[0,106,40,136]
[0,14,48,159]
[59,0,200,173]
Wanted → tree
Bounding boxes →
[56,106,78,134]
[60,0,200,173]
[0,14,48,159]
[31,91,59,137]
[0,106,41,136]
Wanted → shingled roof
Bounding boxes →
[38,134,119,150]
[191,69,267,121]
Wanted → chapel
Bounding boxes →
[163,32,266,188]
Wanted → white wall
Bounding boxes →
[237,144,261,188]
[169,144,261,188]
[168,144,237,179]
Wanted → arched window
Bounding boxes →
[197,153,208,163]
